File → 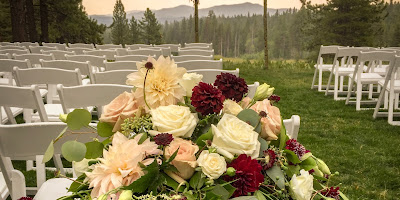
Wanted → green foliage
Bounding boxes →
[120,114,153,137]
[111,0,128,45]
[236,109,261,131]
[97,121,114,137]
[265,166,285,189]
[192,114,220,142]
[139,8,163,45]
[128,16,141,44]
[61,140,87,162]
[85,141,104,159]
[66,109,92,130]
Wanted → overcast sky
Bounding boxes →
[82,0,330,15]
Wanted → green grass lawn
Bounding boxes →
[9,58,400,199]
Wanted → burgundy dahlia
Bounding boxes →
[268,94,281,103]
[224,154,264,197]
[154,133,174,146]
[191,82,225,115]
[261,150,276,170]
[214,73,248,102]
[285,139,310,160]
[18,197,33,200]
[321,187,340,200]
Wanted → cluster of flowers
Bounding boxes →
[45,56,346,200]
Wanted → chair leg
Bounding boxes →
[26,160,34,171]
[356,83,362,111]
[339,76,344,92]
[35,155,45,189]
[395,94,399,110]
[334,74,339,100]
[368,84,373,99]
[345,79,354,105]
[388,90,395,124]
[311,68,318,89]
[325,70,334,95]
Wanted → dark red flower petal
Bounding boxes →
[261,150,276,170]
[191,82,225,115]
[154,133,174,146]
[285,139,309,160]
[321,187,340,200]
[18,197,33,200]
[214,73,248,102]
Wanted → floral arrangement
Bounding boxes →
[43,56,348,200]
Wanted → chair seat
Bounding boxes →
[371,68,387,76]
[34,178,73,200]
[0,78,15,85]
[314,64,333,70]
[378,80,400,93]
[333,67,355,75]
[1,107,24,124]
[349,73,383,83]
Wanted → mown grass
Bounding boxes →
[224,58,400,200]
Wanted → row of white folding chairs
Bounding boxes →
[101,59,222,71]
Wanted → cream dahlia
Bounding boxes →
[126,56,186,110]
[85,132,161,197]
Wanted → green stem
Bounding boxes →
[143,69,151,110]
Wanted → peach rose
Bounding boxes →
[100,92,140,132]
[250,99,281,141]
[240,97,252,109]
[165,138,199,179]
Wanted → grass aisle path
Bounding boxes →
[225,60,400,199]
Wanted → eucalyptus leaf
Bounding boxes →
[61,140,87,162]
[42,140,54,163]
[236,109,261,128]
[66,109,92,130]
[300,157,317,171]
[97,121,114,137]
[254,190,267,200]
[85,141,104,159]
[266,165,285,189]
[258,137,269,157]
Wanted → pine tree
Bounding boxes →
[190,0,199,43]
[128,16,140,44]
[111,0,128,45]
[139,8,162,45]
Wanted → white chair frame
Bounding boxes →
[311,45,341,91]
[187,68,239,84]
[176,59,223,70]
[104,61,138,71]
[114,55,153,62]
[93,70,137,85]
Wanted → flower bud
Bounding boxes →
[226,167,236,177]
[59,114,68,123]
[316,158,331,175]
[118,190,133,200]
[253,83,275,101]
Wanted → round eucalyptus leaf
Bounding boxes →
[66,109,92,130]
[61,140,87,162]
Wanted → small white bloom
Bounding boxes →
[179,73,203,97]
[72,158,95,177]
[197,151,227,179]
[222,99,243,116]
[290,170,314,200]
[150,105,198,138]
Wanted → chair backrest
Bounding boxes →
[68,43,95,49]
[40,60,93,82]
[13,53,54,66]
[316,45,341,65]
[93,70,137,84]
[65,47,93,54]
[184,43,212,48]
[283,115,301,140]
[247,82,260,99]
[0,49,30,57]
[0,59,31,72]
[41,50,75,60]
[144,47,171,57]
[57,84,132,115]
[42,43,67,51]
[187,68,239,84]
[104,61,138,71]
[65,54,106,69]
[127,48,162,58]
[176,59,223,70]
[0,85,47,122]
[154,44,181,53]
[0,53,11,59]
[0,46,26,50]
[114,55,153,62]
[355,51,396,77]
[0,42,17,46]
[83,50,117,60]
[171,55,213,62]
[180,46,211,51]
[14,67,82,87]
[178,49,214,56]
[18,42,39,49]
[116,48,128,56]
[126,44,152,50]
[29,46,57,54]
[333,47,368,68]
[96,44,123,50]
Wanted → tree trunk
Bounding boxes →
[194,0,199,43]
[9,0,27,42]
[263,0,268,69]
[40,0,49,42]
[26,0,37,42]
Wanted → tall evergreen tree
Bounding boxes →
[139,8,162,45]
[111,0,128,45]
[190,0,199,43]
[263,0,268,69]
[128,16,140,44]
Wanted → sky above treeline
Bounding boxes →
[82,0,328,15]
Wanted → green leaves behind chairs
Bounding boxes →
[66,109,92,130]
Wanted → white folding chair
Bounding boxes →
[0,171,9,200]
[283,115,301,140]
[125,44,152,50]
[65,47,93,54]
[373,55,400,125]
[180,46,212,51]
[29,46,57,54]
[154,44,181,53]
[0,122,98,199]
[0,46,26,50]
[83,50,117,60]
[311,45,341,91]
[114,55,153,62]
[96,44,123,50]
[171,55,213,62]
[0,42,18,46]
[0,49,30,58]
[42,43,67,51]
[41,50,75,60]
[68,43,95,49]
[176,59,223,70]
[178,49,214,57]
[345,51,396,111]
[104,61,137,71]
[184,42,212,48]
[18,42,39,49]
[57,84,132,117]
[127,48,162,58]
[0,59,31,86]
[0,54,11,59]
[65,54,106,72]
[145,47,171,57]
[116,48,128,56]
[40,59,93,84]
[247,82,260,99]
[187,68,239,84]
[14,53,54,67]
[93,70,137,85]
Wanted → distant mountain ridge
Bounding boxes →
[90,2,288,26]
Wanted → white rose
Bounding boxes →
[197,151,227,180]
[290,170,314,200]
[211,114,260,160]
[222,99,243,116]
[73,158,95,177]
[149,105,198,138]
[179,73,203,97]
